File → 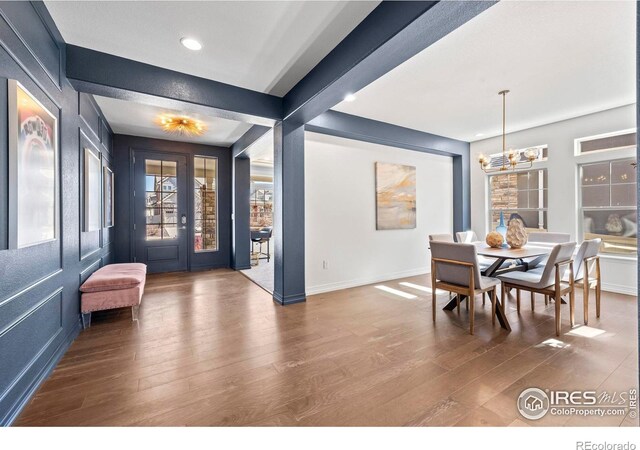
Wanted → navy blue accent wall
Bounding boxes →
[0,1,113,425]
[112,135,232,270]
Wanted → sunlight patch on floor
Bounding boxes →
[536,338,571,349]
[398,282,449,296]
[374,285,417,299]
[567,325,607,338]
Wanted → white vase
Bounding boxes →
[506,218,528,249]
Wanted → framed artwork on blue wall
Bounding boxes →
[83,147,102,232]
[8,79,58,249]
[103,165,114,228]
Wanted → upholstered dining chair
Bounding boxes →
[430,242,500,335]
[526,232,572,269]
[428,234,455,301]
[498,242,577,336]
[455,231,478,243]
[528,232,571,243]
[429,233,455,242]
[455,229,505,305]
[571,238,602,325]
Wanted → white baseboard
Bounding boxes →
[306,267,429,296]
[601,282,637,297]
[307,271,638,297]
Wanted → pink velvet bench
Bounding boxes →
[79,263,147,328]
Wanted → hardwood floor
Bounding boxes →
[15,269,639,426]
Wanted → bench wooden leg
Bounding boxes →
[81,312,92,329]
[132,305,140,322]
[516,289,521,313]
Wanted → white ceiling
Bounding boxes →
[46,0,379,96]
[246,129,274,165]
[333,0,636,142]
[94,96,253,146]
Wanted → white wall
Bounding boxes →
[471,105,637,295]
[305,132,453,295]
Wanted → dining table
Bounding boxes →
[475,242,555,277]
[441,241,555,331]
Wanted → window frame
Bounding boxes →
[193,155,219,253]
[486,167,549,233]
[578,157,637,256]
[574,128,636,157]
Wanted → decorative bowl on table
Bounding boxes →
[486,231,504,249]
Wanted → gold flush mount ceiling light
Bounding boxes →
[156,115,206,136]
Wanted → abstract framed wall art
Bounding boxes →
[8,80,58,248]
[375,162,416,230]
[103,165,114,228]
[83,147,102,232]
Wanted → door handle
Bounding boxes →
[181,214,187,228]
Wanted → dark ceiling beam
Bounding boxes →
[283,1,496,124]
[306,110,467,157]
[232,125,271,158]
[65,45,282,126]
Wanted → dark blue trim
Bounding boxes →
[452,153,471,232]
[272,292,307,306]
[65,45,282,126]
[232,157,251,270]
[307,110,467,157]
[1,319,80,426]
[0,1,114,425]
[283,1,496,123]
[273,121,306,304]
[307,110,471,232]
[231,125,271,158]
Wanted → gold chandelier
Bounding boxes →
[156,114,206,136]
[478,90,538,173]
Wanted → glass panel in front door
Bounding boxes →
[145,159,179,240]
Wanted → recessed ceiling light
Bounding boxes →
[180,37,202,51]
[344,94,357,102]
[475,133,485,137]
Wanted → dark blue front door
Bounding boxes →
[134,151,188,273]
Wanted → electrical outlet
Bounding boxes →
[322,260,328,270]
